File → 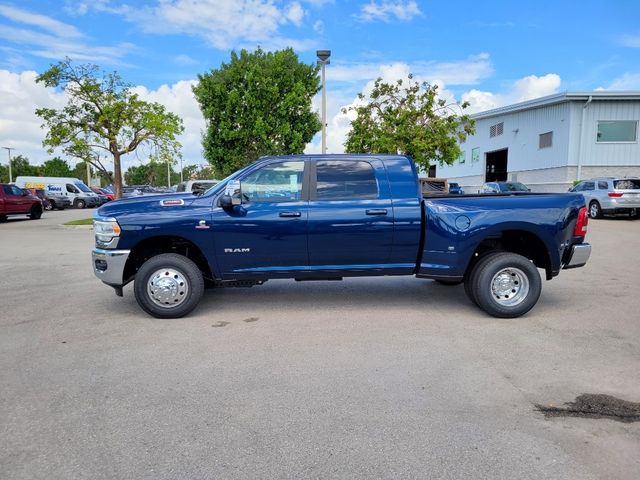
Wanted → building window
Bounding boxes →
[471,148,480,163]
[489,122,504,138]
[458,150,466,164]
[539,131,553,149]
[596,120,638,142]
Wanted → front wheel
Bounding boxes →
[134,253,204,318]
[29,204,43,220]
[588,201,602,219]
[44,201,53,211]
[469,252,541,318]
[75,199,86,209]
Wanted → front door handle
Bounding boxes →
[279,211,301,218]
[366,209,388,216]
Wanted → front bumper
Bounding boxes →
[563,243,591,269]
[92,248,131,285]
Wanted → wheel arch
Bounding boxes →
[123,235,214,284]
[465,228,554,280]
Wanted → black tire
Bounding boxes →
[0,215,7,223]
[588,201,602,219]
[470,252,541,318]
[45,201,53,211]
[75,199,86,209]
[435,279,463,286]
[29,204,43,220]
[464,253,497,307]
[134,253,204,318]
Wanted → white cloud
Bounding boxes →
[619,33,640,48]
[0,70,67,165]
[0,4,82,38]
[131,80,206,168]
[285,2,305,26]
[328,54,493,85]
[357,1,421,23]
[0,69,206,172]
[461,73,561,113]
[607,72,640,90]
[313,20,324,34]
[0,5,133,65]
[122,0,316,51]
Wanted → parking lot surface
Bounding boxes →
[1,209,639,479]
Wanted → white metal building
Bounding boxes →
[437,91,640,192]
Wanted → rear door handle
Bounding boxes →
[279,211,301,218]
[366,209,388,216]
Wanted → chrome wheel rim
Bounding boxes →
[491,267,529,307]
[147,268,190,308]
[589,203,599,217]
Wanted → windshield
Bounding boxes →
[74,182,92,193]
[614,179,640,190]
[503,182,529,192]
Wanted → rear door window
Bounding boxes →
[614,179,640,190]
[315,161,378,200]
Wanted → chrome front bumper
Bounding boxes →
[92,248,131,285]
[563,243,591,269]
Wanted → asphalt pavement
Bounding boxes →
[1,208,639,479]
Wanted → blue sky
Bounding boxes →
[1,0,639,168]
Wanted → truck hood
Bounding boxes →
[95,192,198,218]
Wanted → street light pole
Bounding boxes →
[316,50,331,154]
[2,147,14,183]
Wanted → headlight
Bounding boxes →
[94,218,121,244]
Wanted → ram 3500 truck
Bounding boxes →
[92,155,591,319]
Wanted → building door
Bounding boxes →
[485,149,508,182]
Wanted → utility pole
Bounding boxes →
[316,50,331,154]
[2,147,14,183]
[86,161,91,186]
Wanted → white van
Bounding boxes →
[15,176,100,208]
[176,179,219,194]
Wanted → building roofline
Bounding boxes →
[471,91,640,119]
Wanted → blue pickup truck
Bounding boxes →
[92,154,591,319]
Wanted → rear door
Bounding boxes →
[307,159,394,271]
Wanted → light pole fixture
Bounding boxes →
[316,49,331,154]
[2,146,14,183]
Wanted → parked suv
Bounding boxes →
[570,177,640,218]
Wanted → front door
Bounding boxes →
[307,159,394,271]
[211,160,309,277]
[3,185,29,213]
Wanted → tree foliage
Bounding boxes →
[193,48,321,176]
[1,155,40,180]
[35,59,184,198]
[124,160,180,187]
[42,157,72,177]
[344,76,475,172]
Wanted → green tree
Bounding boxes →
[344,76,475,172]
[124,164,149,186]
[42,157,72,177]
[35,59,184,198]
[9,155,40,178]
[193,48,321,176]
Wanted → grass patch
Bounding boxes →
[64,218,94,226]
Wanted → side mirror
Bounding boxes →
[220,180,242,209]
[219,195,233,209]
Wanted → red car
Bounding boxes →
[91,187,114,202]
[0,184,43,221]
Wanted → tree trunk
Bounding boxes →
[113,152,123,199]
